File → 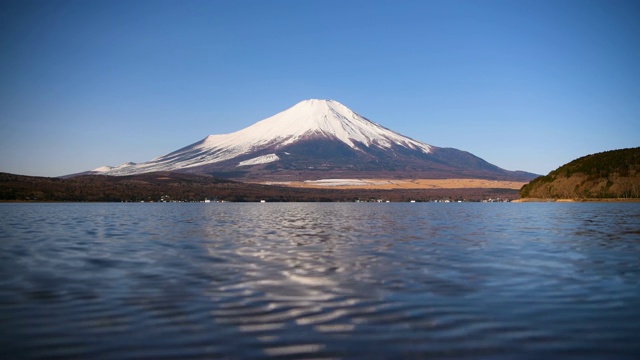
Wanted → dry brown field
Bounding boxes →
[259,178,528,190]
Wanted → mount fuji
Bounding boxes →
[88,99,536,181]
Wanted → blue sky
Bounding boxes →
[1,0,639,177]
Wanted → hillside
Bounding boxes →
[0,172,520,202]
[520,147,640,199]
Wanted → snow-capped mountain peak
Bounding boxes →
[86,99,537,181]
[200,99,431,153]
[93,99,433,176]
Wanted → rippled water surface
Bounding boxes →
[1,202,640,359]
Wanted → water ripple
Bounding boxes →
[1,202,640,359]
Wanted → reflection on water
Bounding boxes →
[1,202,640,359]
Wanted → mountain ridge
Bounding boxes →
[86,99,537,181]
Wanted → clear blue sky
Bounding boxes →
[1,0,639,177]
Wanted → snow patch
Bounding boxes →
[237,154,280,167]
[303,179,390,187]
[92,166,114,173]
[93,162,136,173]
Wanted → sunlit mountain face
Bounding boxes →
[88,99,537,181]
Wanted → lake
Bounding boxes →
[1,202,639,359]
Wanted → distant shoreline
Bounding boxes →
[0,172,522,202]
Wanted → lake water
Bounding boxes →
[1,202,639,359]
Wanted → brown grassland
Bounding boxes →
[259,179,527,190]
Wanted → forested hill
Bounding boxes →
[520,147,640,199]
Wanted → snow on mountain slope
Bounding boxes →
[237,154,280,167]
[200,99,432,153]
[92,162,136,173]
[95,99,434,175]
